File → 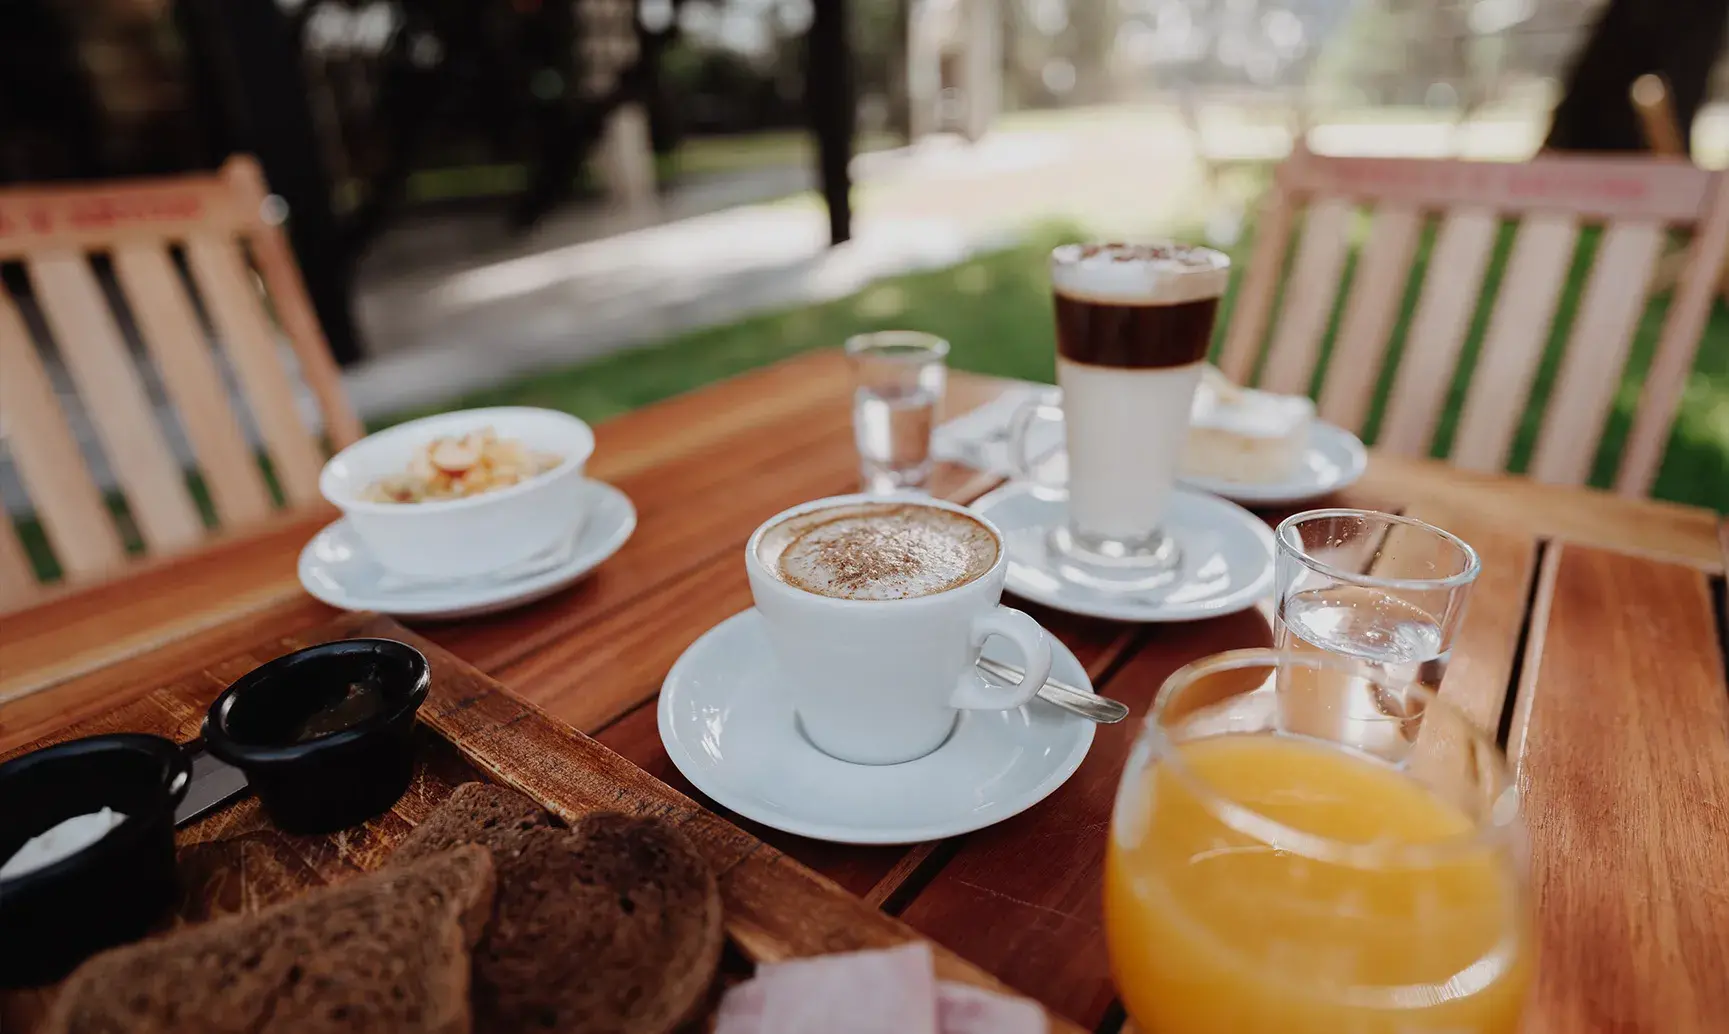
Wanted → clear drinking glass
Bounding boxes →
[846,331,949,494]
[1273,509,1480,716]
[1106,649,1530,1034]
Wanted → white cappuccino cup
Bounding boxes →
[745,493,1054,765]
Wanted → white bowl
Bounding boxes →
[319,407,595,578]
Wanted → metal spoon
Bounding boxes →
[976,656,1131,724]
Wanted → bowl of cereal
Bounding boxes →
[319,407,594,578]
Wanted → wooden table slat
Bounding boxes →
[1401,505,1541,735]
[1513,543,1729,1034]
[1355,453,1723,573]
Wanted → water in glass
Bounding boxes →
[846,331,948,493]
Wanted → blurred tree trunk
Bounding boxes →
[886,0,912,142]
[179,0,360,363]
[1545,0,1729,155]
[808,0,854,244]
[1068,0,1116,105]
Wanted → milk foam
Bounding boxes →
[759,502,998,601]
[1050,242,1230,306]
[1059,357,1202,541]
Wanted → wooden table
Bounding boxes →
[3,350,1726,1033]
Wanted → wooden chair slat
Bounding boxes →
[1530,220,1666,486]
[1260,196,1355,395]
[0,503,39,613]
[221,158,363,450]
[1450,214,1581,473]
[0,173,245,261]
[1282,153,1714,223]
[25,253,204,552]
[1614,173,1729,496]
[0,287,126,579]
[1316,204,1422,432]
[112,242,276,525]
[185,233,327,506]
[1376,208,1499,456]
[1216,158,1300,382]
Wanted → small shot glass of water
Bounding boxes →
[846,331,949,494]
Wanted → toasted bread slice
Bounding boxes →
[393,792,723,1034]
[44,845,495,1034]
[476,815,723,1034]
[394,783,554,863]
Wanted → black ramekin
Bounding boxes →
[0,733,191,987]
[202,638,430,835]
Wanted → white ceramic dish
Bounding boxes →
[299,480,635,620]
[971,482,1275,623]
[1179,422,1369,506]
[319,407,594,578]
[658,608,1095,845]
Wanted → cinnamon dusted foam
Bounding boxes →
[757,502,998,601]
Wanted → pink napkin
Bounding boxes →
[714,943,1046,1034]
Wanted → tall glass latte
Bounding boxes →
[1049,242,1229,577]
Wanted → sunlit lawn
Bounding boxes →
[411,223,1729,512]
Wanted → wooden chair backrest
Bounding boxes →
[0,156,363,610]
[1217,145,1729,498]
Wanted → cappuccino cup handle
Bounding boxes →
[951,606,1053,711]
[1008,400,1067,495]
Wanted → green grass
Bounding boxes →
[404,222,1729,513]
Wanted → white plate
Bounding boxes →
[298,480,635,620]
[1179,422,1368,506]
[972,482,1275,623]
[658,609,1096,845]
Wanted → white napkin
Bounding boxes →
[933,382,1065,479]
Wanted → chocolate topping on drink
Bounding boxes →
[1051,241,1229,370]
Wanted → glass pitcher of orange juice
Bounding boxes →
[1105,649,1531,1033]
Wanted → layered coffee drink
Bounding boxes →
[1050,242,1229,562]
[756,501,998,601]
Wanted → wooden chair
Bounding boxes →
[1217,145,1729,498]
[0,156,363,610]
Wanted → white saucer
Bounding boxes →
[298,480,635,620]
[1179,422,1368,506]
[971,482,1275,623]
[658,609,1096,845]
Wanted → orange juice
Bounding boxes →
[1105,734,1530,1033]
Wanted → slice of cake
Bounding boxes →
[1183,366,1314,484]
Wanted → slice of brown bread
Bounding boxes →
[475,814,723,1034]
[394,783,554,863]
[43,845,496,1034]
[390,795,724,1034]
